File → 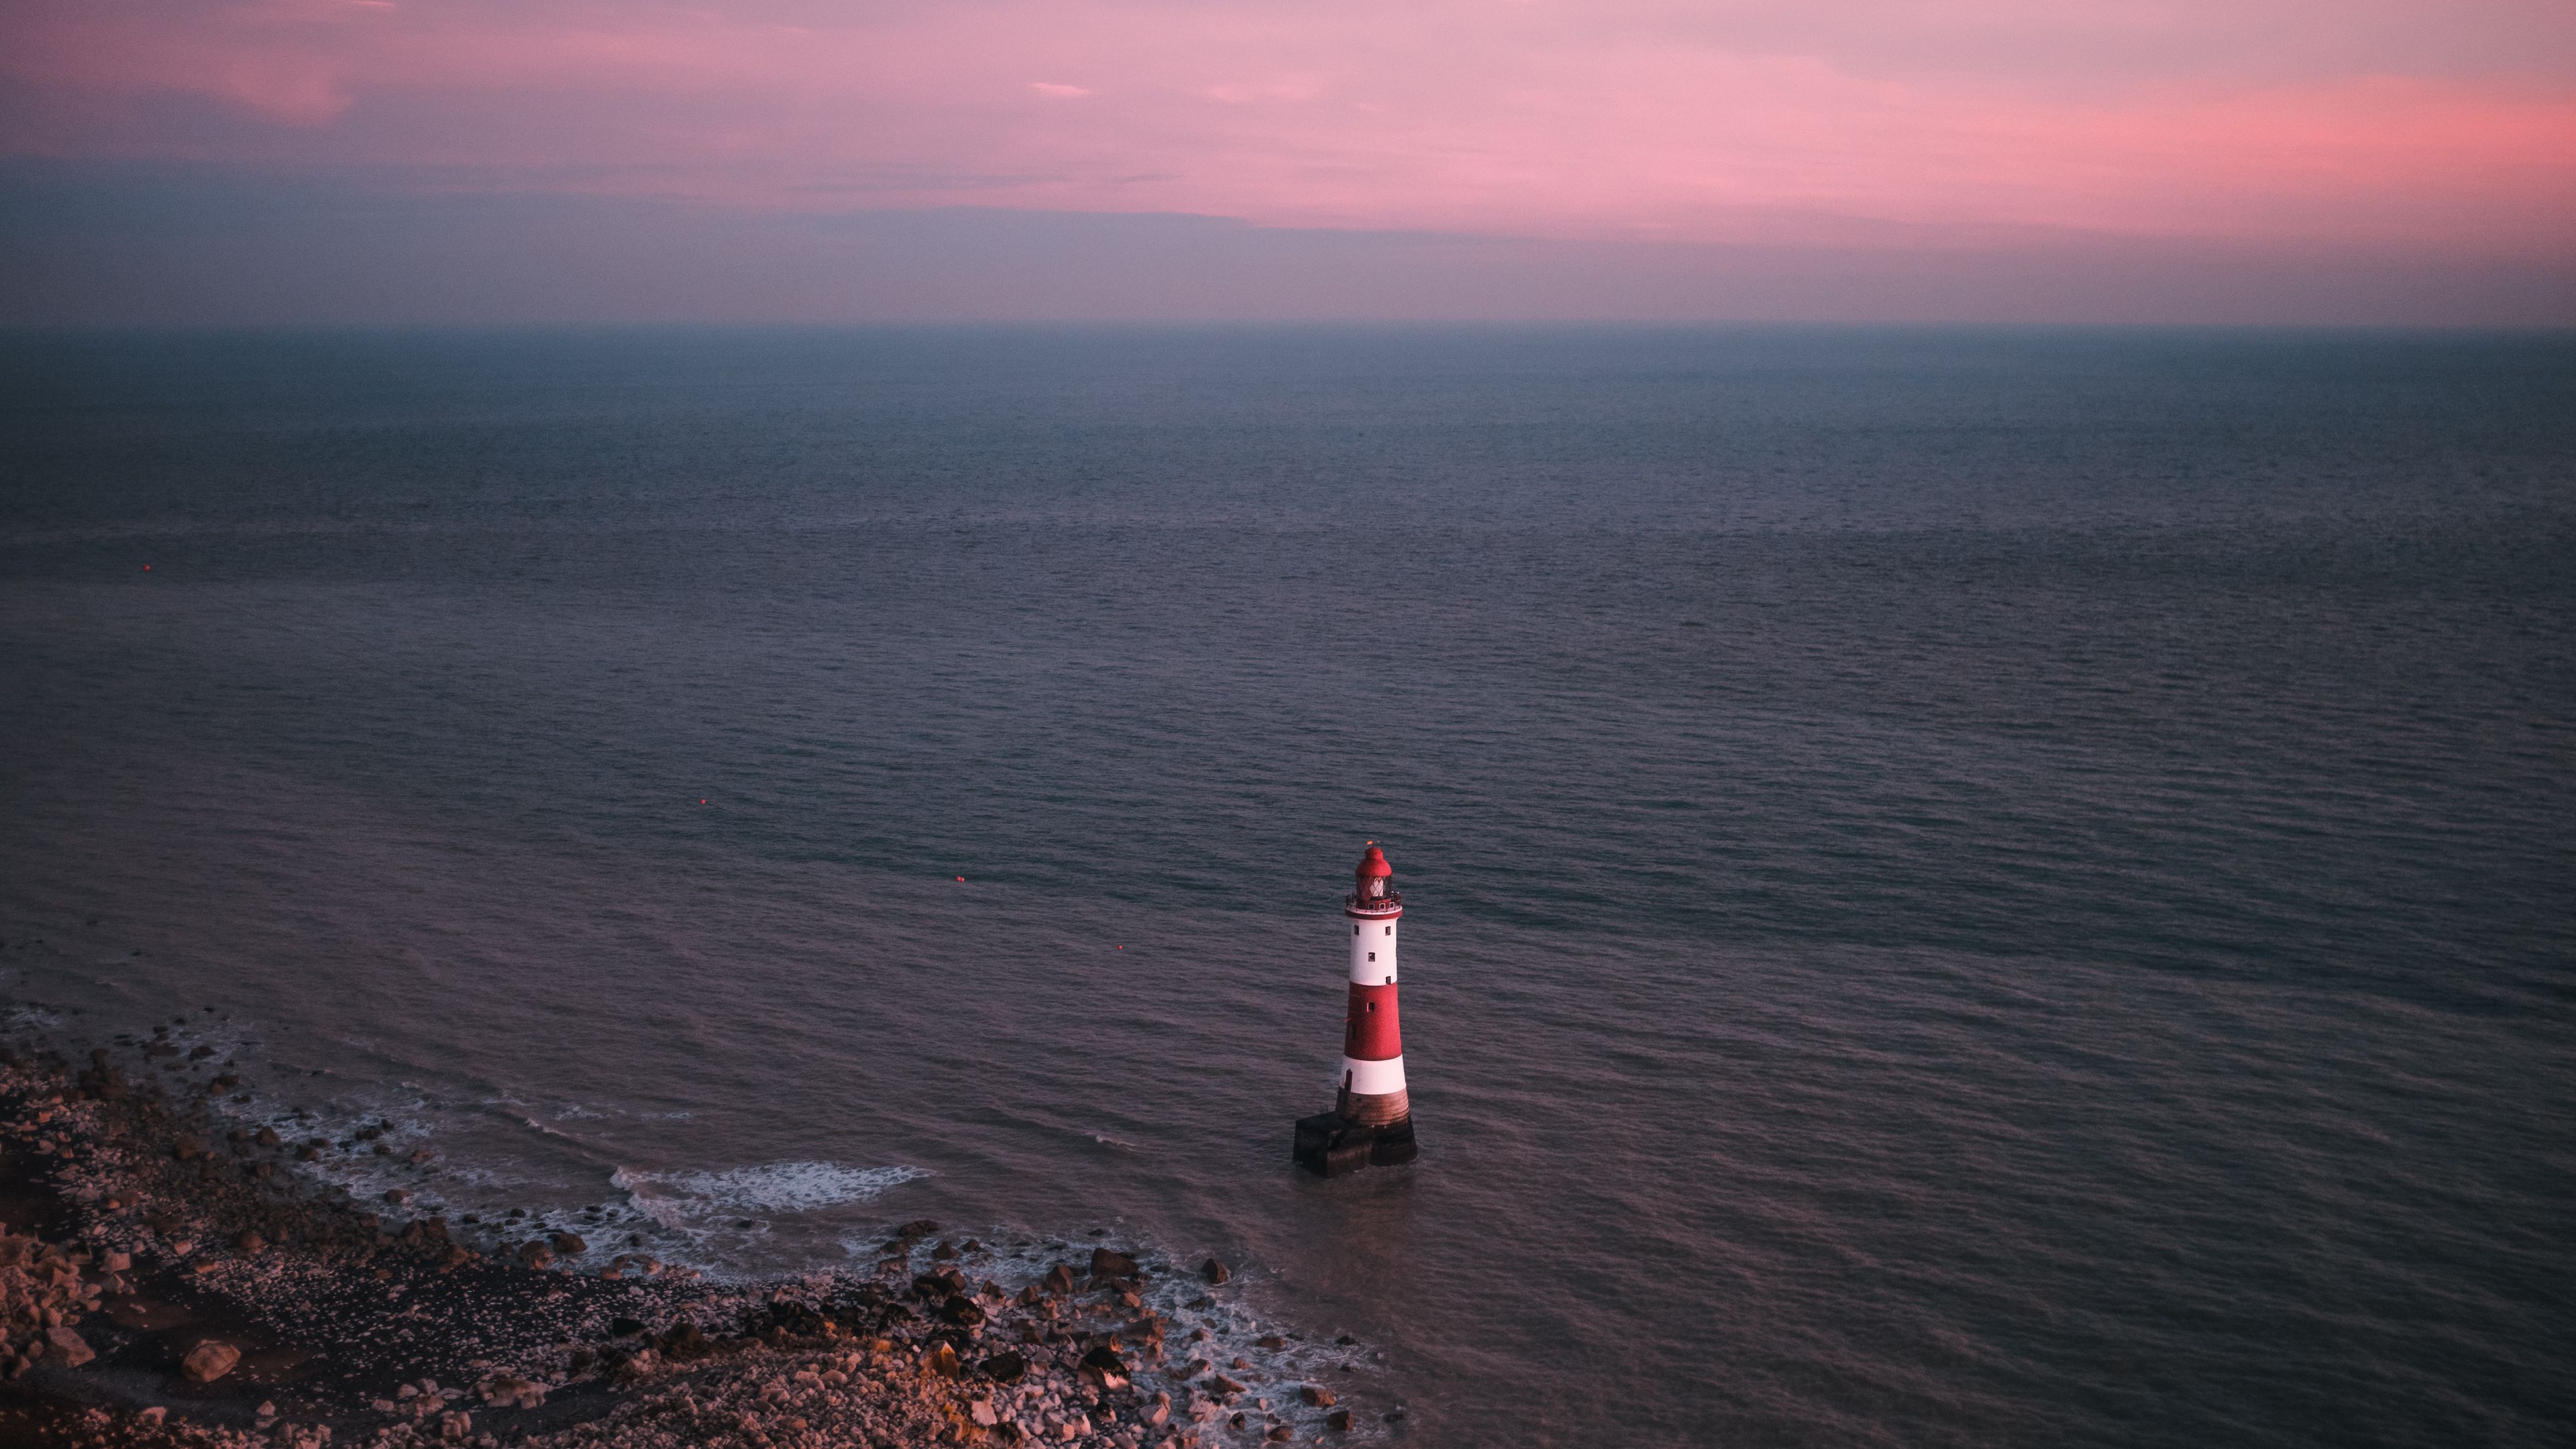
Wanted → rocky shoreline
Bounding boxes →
[0,1029,1397,1448]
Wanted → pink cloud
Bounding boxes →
[3,0,2571,254]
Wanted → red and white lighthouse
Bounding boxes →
[1294,845,1421,1177]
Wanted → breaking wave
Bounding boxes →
[611,1161,928,1224]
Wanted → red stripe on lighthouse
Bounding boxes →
[1344,982,1402,1060]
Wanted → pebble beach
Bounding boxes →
[0,1028,1396,1448]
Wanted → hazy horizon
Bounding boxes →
[5,1,2573,326]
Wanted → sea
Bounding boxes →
[1,327,2571,1446]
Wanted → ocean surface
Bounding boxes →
[2,327,2571,1446]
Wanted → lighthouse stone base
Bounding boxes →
[1293,1111,1419,1178]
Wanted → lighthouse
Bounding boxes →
[1293,845,1421,1177]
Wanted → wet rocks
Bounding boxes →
[479,1373,548,1409]
[519,1240,555,1269]
[547,1230,587,1256]
[180,1339,242,1383]
[43,1326,95,1368]
[1201,1257,1230,1285]
[1301,1383,1336,1407]
[1088,1246,1140,1281]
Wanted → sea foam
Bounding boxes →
[612,1161,927,1224]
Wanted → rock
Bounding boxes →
[1300,1385,1336,1407]
[1144,1393,1172,1427]
[136,1408,166,1427]
[940,1295,985,1327]
[1326,1408,1354,1432]
[1256,1334,1287,1349]
[255,1126,281,1147]
[170,1136,201,1161]
[519,1241,555,1269]
[439,1409,472,1440]
[971,1398,1000,1428]
[979,1352,1027,1383]
[608,1316,647,1338]
[1201,1257,1230,1285]
[480,1375,547,1409]
[894,1218,939,1240]
[180,1340,241,1383]
[1042,1264,1077,1295]
[1209,1375,1245,1397]
[409,1148,435,1164]
[1267,1428,1295,1443]
[383,1188,409,1205]
[930,1240,959,1260]
[1089,1246,1140,1281]
[548,1231,586,1255]
[296,1145,321,1161]
[925,1342,961,1378]
[43,1326,94,1368]
[234,1230,266,1254]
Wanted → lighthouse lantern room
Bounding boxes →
[1293,845,1421,1177]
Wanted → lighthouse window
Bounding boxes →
[1368,953,1376,961]
[1384,926,1391,935]
[1366,1001,1376,1012]
[1353,925,1360,935]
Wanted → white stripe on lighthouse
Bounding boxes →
[1347,917,1399,984]
[1340,1055,1407,1096]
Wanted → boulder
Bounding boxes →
[1089,1247,1140,1281]
[480,1375,547,1409]
[1201,1258,1230,1285]
[979,1352,1027,1384]
[1078,1345,1130,1389]
[234,1230,266,1254]
[939,1295,985,1328]
[1042,1264,1077,1295]
[181,1340,241,1383]
[43,1327,94,1368]
[547,1232,586,1256]
[1300,1385,1336,1407]
[1326,1409,1354,1432]
[518,1241,555,1269]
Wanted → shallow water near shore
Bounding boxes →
[3,327,2573,1446]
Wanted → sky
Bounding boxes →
[3,0,2573,324]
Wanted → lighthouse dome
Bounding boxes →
[1357,846,1393,877]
